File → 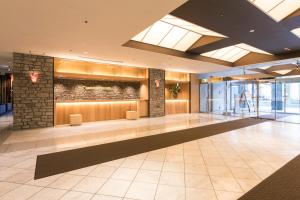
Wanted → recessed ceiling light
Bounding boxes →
[284,48,291,51]
[249,29,255,33]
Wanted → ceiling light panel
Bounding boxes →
[173,31,201,51]
[291,27,300,37]
[159,26,188,49]
[249,0,300,21]
[236,43,272,54]
[142,21,173,45]
[161,15,226,37]
[201,46,250,62]
[131,15,224,52]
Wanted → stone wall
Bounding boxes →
[54,79,140,101]
[149,68,165,117]
[13,53,54,130]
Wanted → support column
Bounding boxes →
[13,53,54,130]
[148,68,165,117]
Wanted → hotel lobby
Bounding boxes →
[0,0,300,200]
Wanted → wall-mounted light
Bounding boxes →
[155,80,160,88]
[30,72,39,83]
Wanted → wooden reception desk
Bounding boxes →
[55,100,148,125]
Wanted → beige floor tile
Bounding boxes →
[185,174,213,189]
[207,166,233,177]
[101,159,124,167]
[28,188,67,200]
[111,168,138,181]
[146,153,165,162]
[184,155,205,164]
[60,191,93,200]
[155,185,185,200]
[68,165,97,176]
[237,178,261,193]
[159,172,185,186]
[0,167,23,179]
[0,182,21,197]
[72,176,106,193]
[210,176,242,193]
[165,154,184,162]
[121,159,144,169]
[125,181,157,200]
[49,174,84,190]
[4,169,34,183]
[0,185,42,200]
[185,163,207,175]
[92,194,122,200]
[134,170,160,184]
[27,174,62,187]
[186,188,217,200]
[230,167,259,180]
[162,162,184,173]
[98,179,131,197]
[89,166,116,178]
[215,190,243,200]
[141,161,163,171]
[13,158,36,169]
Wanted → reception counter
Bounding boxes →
[55,100,148,125]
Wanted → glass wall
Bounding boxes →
[199,77,300,123]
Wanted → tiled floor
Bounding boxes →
[0,113,300,200]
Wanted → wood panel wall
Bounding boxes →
[190,73,200,113]
[55,101,138,125]
[54,58,148,80]
[165,100,189,115]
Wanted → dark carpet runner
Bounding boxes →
[239,154,300,200]
[34,118,266,179]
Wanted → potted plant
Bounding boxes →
[169,83,182,99]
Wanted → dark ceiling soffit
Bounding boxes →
[170,0,300,54]
[187,37,239,54]
[233,51,300,67]
[281,9,300,31]
[123,40,232,67]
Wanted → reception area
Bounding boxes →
[1,0,300,200]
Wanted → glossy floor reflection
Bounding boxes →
[0,113,300,200]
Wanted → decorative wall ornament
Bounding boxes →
[155,79,160,88]
[169,83,182,99]
[30,72,39,83]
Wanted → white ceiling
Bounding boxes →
[0,0,230,73]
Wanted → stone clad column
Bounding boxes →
[13,53,54,129]
[148,68,165,117]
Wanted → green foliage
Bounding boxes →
[169,83,182,98]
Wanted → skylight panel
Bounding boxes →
[143,21,173,45]
[253,0,283,12]
[159,26,188,49]
[219,47,241,60]
[227,49,249,62]
[268,0,300,21]
[132,27,151,42]
[249,0,300,21]
[173,32,201,51]
[236,43,272,54]
[291,27,300,37]
[161,15,226,37]
[201,46,251,62]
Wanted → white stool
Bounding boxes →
[126,111,139,120]
[70,114,82,126]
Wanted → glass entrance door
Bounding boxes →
[275,77,300,123]
[258,80,276,119]
[200,83,209,112]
